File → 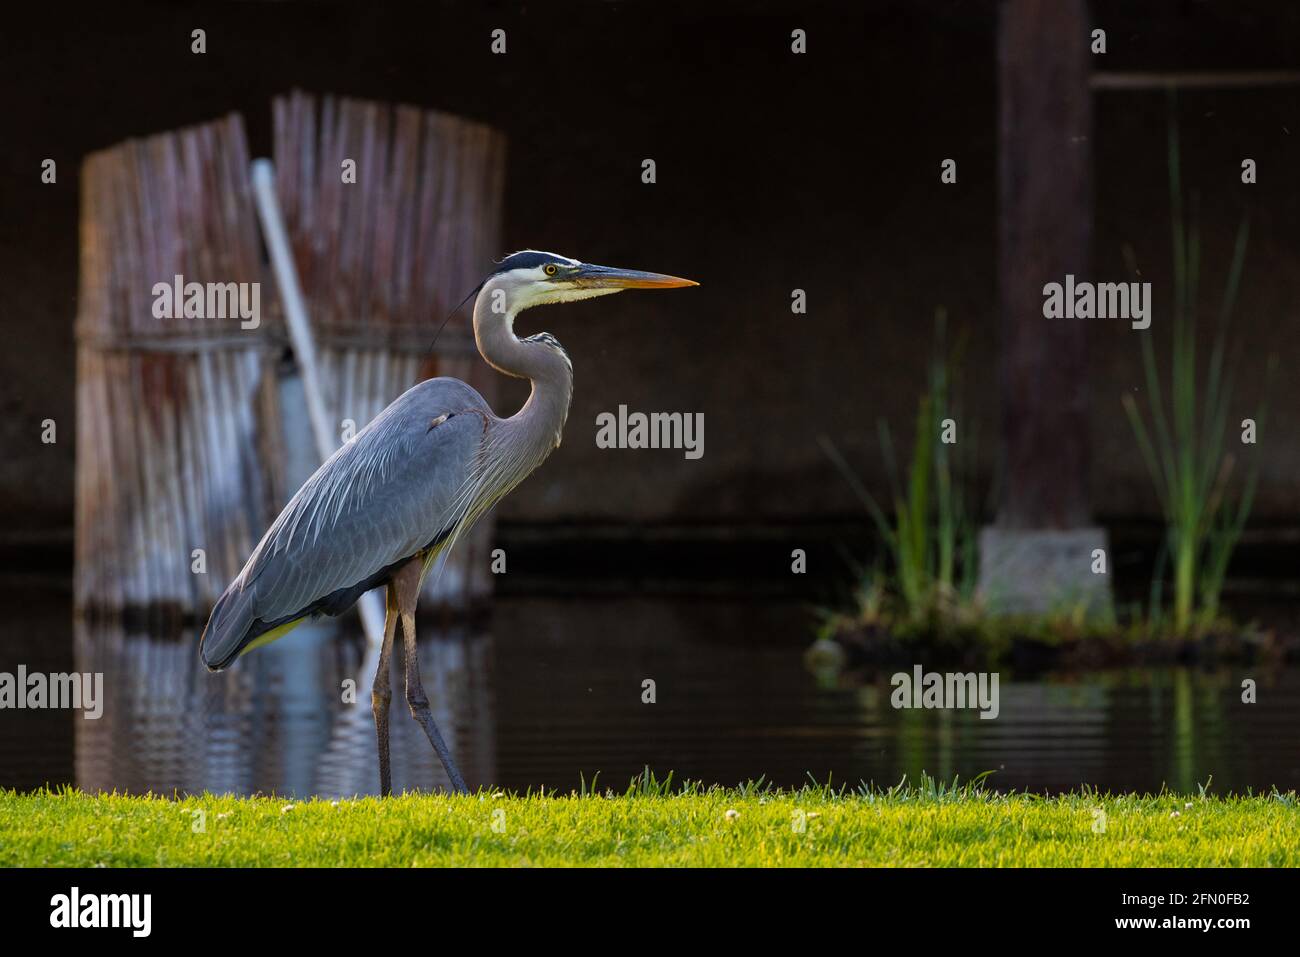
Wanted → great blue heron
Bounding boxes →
[199,250,697,794]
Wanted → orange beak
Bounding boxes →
[571,263,699,289]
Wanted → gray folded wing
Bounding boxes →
[202,377,490,666]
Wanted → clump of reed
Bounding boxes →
[818,312,981,638]
[1122,100,1271,636]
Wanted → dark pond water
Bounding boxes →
[2,583,1297,797]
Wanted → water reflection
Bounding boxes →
[490,597,1300,795]
[4,592,1293,797]
[74,618,493,797]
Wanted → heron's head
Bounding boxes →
[485,250,697,313]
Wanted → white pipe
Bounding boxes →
[250,158,386,647]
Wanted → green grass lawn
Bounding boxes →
[2,778,1296,867]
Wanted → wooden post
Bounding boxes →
[978,0,1110,615]
[74,115,286,619]
[997,0,1092,529]
[270,92,506,611]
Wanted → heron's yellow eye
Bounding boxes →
[544,264,558,276]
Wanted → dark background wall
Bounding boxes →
[2,0,1298,548]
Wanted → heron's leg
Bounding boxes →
[394,556,469,795]
[371,586,398,797]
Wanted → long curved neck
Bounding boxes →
[472,287,573,451]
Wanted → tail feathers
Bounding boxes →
[200,579,259,672]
